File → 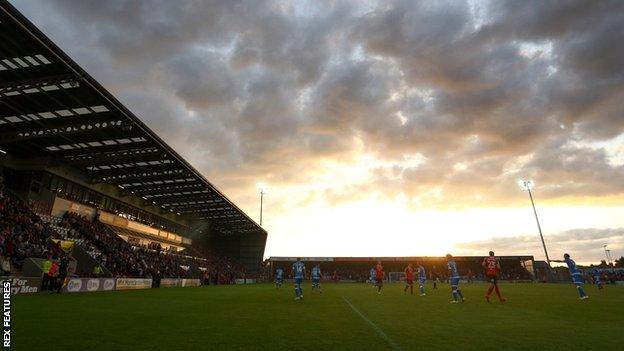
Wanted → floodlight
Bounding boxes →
[518,179,534,190]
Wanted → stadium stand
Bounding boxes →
[267,257,624,285]
[0,190,58,273]
[0,0,266,293]
[267,257,535,282]
[1,165,248,286]
[61,211,189,278]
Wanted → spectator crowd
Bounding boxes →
[0,180,244,284]
[61,212,244,282]
[0,193,63,275]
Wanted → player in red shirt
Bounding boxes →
[375,261,384,294]
[483,251,506,302]
[404,263,414,295]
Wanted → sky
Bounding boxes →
[11,0,624,264]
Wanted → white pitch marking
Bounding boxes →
[342,296,403,351]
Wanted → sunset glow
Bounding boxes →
[13,0,624,264]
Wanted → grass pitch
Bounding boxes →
[13,282,624,350]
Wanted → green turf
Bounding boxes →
[13,282,624,350]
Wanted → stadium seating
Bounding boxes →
[58,211,246,282]
[0,186,245,282]
[0,194,60,274]
[61,212,202,279]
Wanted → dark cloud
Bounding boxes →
[10,0,624,211]
[523,145,624,198]
[163,50,238,110]
[455,227,624,263]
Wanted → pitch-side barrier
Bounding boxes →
[0,277,201,294]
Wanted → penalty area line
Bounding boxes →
[342,296,403,351]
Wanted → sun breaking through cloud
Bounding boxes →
[12,0,624,262]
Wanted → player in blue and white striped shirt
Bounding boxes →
[275,267,284,289]
[292,258,306,300]
[446,254,464,303]
[552,253,589,300]
[369,267,376,286]
[311,264,323,293]
[592,269,603,290]
[417,262,427,296]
